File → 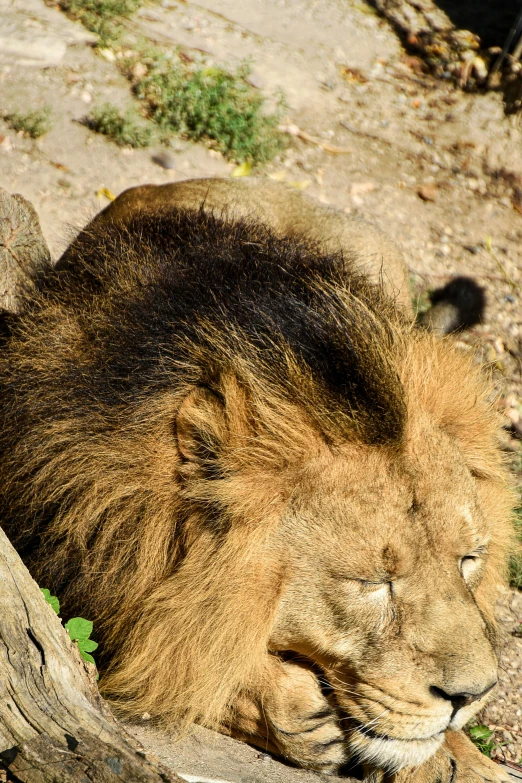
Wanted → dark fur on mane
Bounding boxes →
[9,207,406,444]
[0,207,407,603]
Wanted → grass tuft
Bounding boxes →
[509,506,522,590]
[84,103,155,147]
[57,0,142,44]
[5,107,53,138]
[56,0,287,163]
[133,57,287,163]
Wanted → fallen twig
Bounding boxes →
[280,123,352,154]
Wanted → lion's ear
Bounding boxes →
[176,386,227,471]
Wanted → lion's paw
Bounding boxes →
[392,732,512,783]
[226,656,348,772]
[269,704,347,772]
[445,731,512,783]
[264,658,348,772]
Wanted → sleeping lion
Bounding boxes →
[0,179,514,782]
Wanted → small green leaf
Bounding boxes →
[469,725,494,742]
[40,588,60,615]
[65,617,93,641]
[79,650,96,665]
[78,639,98,654]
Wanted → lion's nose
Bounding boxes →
[430,681,497,712]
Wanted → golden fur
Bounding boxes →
[0,180,514,782]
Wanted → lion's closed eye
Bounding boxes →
[351,578,393,597]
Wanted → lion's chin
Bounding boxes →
[348,727,445,773]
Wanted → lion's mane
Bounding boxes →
[0,207,512,729]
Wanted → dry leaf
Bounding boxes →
[50,161,69,171]
[231,161,252,178]
[96,186,116,201]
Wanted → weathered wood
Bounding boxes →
[374,0,522,107]
[373,0,485,84]
[0,527,183,783]
[0,188,52,314]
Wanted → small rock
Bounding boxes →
[0,135,13,153]
[417,184,438,202]
[132,62,147,81]
[99,48,116,63]
[80,91,92,104]
[152,151,176,170]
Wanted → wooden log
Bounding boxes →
[0,188,52,314]
[373,0,485,87]
[0,527,183,783]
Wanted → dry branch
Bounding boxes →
[372,0,521,100]
[0,526,183,783]
[0,188,52,314]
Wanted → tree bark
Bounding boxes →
[373,0,486,86]
[0,188,52,314]
[0,526,183,783]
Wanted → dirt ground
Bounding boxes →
[1,0,521,776]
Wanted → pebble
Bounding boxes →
[0,135,13,153]
[98,48,116,62]
[152,151,176,169]
[132,62,147,81]
[417,184,438,202]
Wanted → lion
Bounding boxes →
[0,178,514,782]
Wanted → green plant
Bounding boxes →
[468,724,501,758]
[41,588,98,666]
[509,505,522,590]
[57,0,142,43]
[56,0,287,163]
[84,103,155,147]
[65,617,98,665]
[5,107,53,138]
[134,57,287,163]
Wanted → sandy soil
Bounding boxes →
[1,0,521,776]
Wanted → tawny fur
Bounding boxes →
[0,181,515,779]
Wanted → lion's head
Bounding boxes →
[0,203,513,773]
[268,389,508,770]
